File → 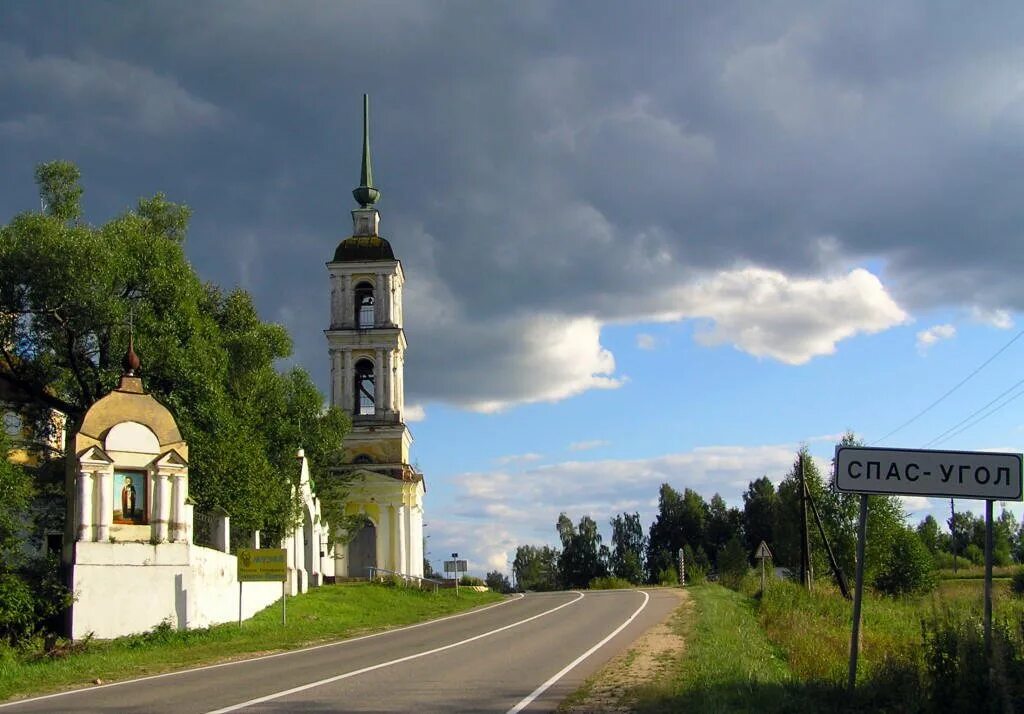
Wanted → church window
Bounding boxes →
[355,359,375,415]
[355,282,375,328]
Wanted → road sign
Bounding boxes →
[754,541,773,560]
[835,446,1022,501]
[443,560,468,573]
[237,548,287,582]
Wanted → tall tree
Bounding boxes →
[647,484,708,581]
[0,162,351,538]
[704,493,742,566]
[609,512,646,583]
[556,513,607,588]
[742,476,778,555]
[512,544,559,591]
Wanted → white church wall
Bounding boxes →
[71,542,283,640]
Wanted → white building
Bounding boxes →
[326,95,425,579]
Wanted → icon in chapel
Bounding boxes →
[113,472,146,524]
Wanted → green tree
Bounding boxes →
[484,570,511,593]
[556,513,608,588]
[512,544,559,591]
[742,476,778,557]
[0,162,351,540]
[0,432,72,644]
[704,493,742,567]
[717,535,750,590]
[874,527,936,596]
[916,515,943,554]
[609,512,646,584]
[646,484,707,582]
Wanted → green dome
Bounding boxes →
[332,235,395,262]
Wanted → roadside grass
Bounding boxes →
[632,585,804,713]
[0,582,503,702]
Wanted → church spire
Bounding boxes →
[352,94,381,209]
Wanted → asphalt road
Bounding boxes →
[1,588,681,713]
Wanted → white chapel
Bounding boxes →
[326,95,425,579]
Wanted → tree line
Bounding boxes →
[0,163,354,644]
[508,433,1018,596]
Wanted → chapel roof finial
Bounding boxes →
[352,94,381,208]
[122,331,140,377]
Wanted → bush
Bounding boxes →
[1011,568,1024,597]
[459,575,484,586]
[964,544,984,566]
[656,566,679,586]
[589,576,633,590]
[874,528,936,596]
[717,536,750,591]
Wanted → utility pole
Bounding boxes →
[950,499,958,574]
[799,453,812,589]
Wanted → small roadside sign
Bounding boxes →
[237,548,287,582]
[835,446,1022,501]
[444,559,468,574]
[754,541,772,560]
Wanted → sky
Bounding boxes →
[3,1,1024,576]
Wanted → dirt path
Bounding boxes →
[561,588,691,713]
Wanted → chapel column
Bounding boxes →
[342,350,353,411]
[94,470,113,542]
[154,471,171,542]
[342,275,352,328]
[171,473,187,542]
[374,349,383,415]
[376,506,391,572]
[77,470,94,542]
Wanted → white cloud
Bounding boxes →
[670,267,908,365]
[493,452,543,466]
[635,333,656,350]
[916,324,956,354]
[404,404,426,422]
[568,440,610,452]
[971,307,1014,330]
[434,442,812,575]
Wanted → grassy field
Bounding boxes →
[586,575,1024,713]
[0,582,503,702]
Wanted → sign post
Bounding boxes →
[835,446,1022,689]
[678,547,685,586]
[754,541,773,592]
[444,553,467,596]
[237,548,288,626]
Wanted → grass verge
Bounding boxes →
[0,582,503,702]
[632,585,799,713]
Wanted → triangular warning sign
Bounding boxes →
[755,541,773,559]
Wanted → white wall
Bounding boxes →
[71,542,282,640]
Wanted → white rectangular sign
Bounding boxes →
[835,446,1022,500]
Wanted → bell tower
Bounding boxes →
[325,95,424,578]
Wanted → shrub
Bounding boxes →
[589,576,633,590]
[1011,568,1024,597]
[717,535,750,591]
[964,544,984,566]
[657,566,679,586]
[459,575,484,586]
[874,528,936,596]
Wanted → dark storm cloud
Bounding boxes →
[2,1,1023,408]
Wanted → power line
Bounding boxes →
[922,375,1024,447]
[871,328,1024,445]
[926,385,1024,448]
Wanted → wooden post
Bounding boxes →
[950,499,958,574]
[984,499,993,653]
[848,495,869,691]
[799,453,811,589]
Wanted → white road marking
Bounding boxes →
[506,589,651,714]
[0,593,524,709]
[204,591,586,713]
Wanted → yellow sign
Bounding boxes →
[237,548,287,582]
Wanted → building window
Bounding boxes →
[355,359,375,415]
[355,282,375,328]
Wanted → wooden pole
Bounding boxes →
[984,499,993,653]
[950,499,958,574]
[800,453,811,589]
[805,481,851,599]
[848,495,869,691]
